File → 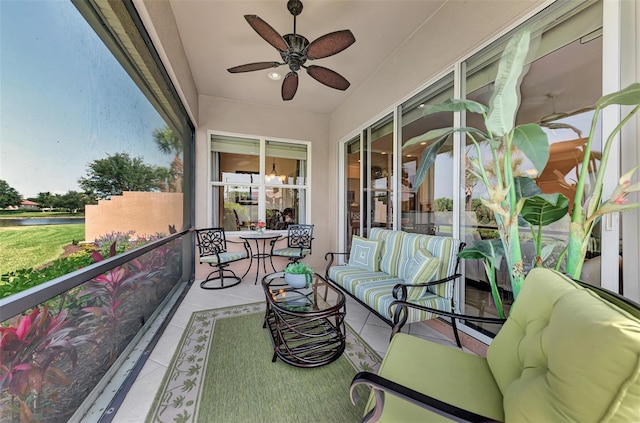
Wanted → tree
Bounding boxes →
[34,192,56,210]
[153,126,183,192]
[0,180,22,208]
[78,152,165,199]
[55,191,86,213]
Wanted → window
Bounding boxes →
[210,133,309,231]
[0,1,192,273]
[461,0,603,333]
[366,114,395,232]
[399,75,455,236]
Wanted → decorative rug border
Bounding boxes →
[145,302,381,423]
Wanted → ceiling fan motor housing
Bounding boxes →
[281,33,309,71]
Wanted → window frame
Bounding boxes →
[207,130,311,233]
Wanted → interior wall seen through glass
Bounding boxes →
[211,135,308,231]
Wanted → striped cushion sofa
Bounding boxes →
[324,228,465,346]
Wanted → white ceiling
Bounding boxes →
[168,0,446,115]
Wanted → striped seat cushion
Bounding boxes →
[272,247,311,258]
[199,251,247,264]
[330,265,394,293]
[353,279,452,322]
[330,266,452,323]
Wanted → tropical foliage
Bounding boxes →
[153,126,184,193]
[407,29,640,315]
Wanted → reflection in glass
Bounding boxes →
[345,136,361,249]
[0,238,183,422]
[400,75,455,236]
[461,2,603,334]
[366,114,394,232]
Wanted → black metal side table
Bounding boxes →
[262,272,346,368]
[240,232,281,284]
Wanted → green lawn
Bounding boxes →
[0,224,85,274]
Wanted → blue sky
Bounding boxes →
[0,0,169,199]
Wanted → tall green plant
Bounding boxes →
[409,28,640,299]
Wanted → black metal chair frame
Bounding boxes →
[269,224,314,270]
[195,227,250,290]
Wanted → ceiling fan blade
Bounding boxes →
[244,15,289,52]
[306,65,350,91]
[306,30,356,59]
[282,72,299,101]
[227,62,281,73]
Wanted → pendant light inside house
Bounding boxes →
[267,158,285,182]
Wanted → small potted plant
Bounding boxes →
[283,262,313,288]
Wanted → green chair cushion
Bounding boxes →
[272,247,311,258]
[487,268,640,422]
[369,333,504,422]
[199,251,247,264]
[348,235,382,271]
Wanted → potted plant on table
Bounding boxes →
[284,262,314,288]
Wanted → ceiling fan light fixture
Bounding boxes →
[227,0,355,101]
[268,71,282,81]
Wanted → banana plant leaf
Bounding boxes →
[458,239,506,318]
[596,83,640,108]
[420,98,489,116]
[520,193,569,227]
[408,127,488,189]
[485,30,531,137]
[458,239,505,267]
[513,176,542,203]
[511,123,549,173]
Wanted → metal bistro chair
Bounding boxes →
[269,224,314,270]
[196,227,250,289]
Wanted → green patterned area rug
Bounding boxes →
[146,303,381,423]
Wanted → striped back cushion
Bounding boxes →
[397,233,429,280]
[397,233,460,299]
[423,236,460,298]
[369,228,404,277]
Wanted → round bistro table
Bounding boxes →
[239,232,281,284]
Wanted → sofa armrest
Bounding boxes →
[392,274,461,302]
[388,299,506,338]
[324,251,350,279]
[350,372,501,423]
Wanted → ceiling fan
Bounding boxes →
[227,0,355,101]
